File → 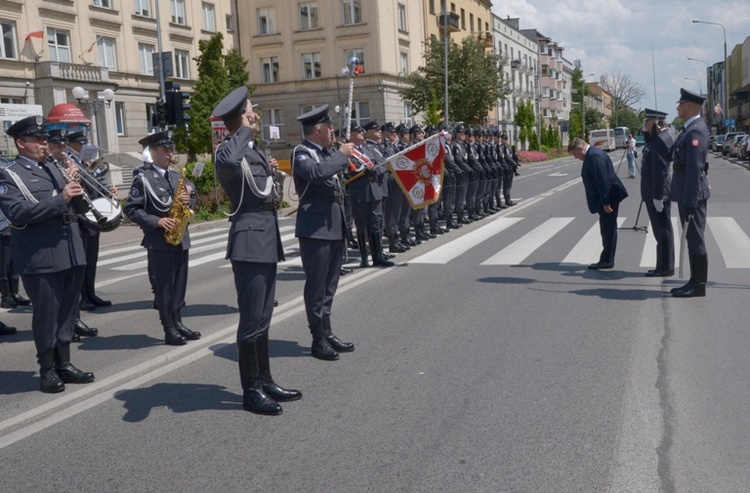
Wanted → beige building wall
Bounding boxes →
[0,0,235,160]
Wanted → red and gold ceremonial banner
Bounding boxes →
[386,132,445,210]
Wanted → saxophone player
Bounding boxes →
[124,131,200,346]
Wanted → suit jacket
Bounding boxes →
[214,126,284,263]
[581,146,628,214]
[292,140,350,240]
[124,164,193,251]
[670,116,710,208]
[640,130,673,202]
[0,156,86,275]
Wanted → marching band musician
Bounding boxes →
[0,116,94,393]
[123,131,200,346]
[47,129,99,342]
[292,105,356,361]
[212,86,301,416]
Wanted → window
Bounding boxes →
[344,48,364,67]
[429,0,435,14]
[226,15,234,32]
[257,8,276,35]
[97,37,117,70]
[135,0,151,17]
[146,103,157,133]
[139,43,154,75]
[397,4,407,32]
[299,2,318,30]
[342,0,361,26]
[302,52,321,80]
[175,49,190,79]
[399,52,408,76]
[262,108,283,140]
[171,0,187,25]
[47,28,70,63]
[469,13,474,33]
[261,57,279,83]
[93,0,112,8]
[0,20,18,60]
[115,102,125,135]
[403,101,413,126]
[202,3,216,32]
[0,97,24,104]
[351,101,369,126]
[460,9,465,29]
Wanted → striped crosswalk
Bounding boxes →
[97,215,750,274]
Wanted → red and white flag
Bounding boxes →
[24,27,44,42]
[84,35,102,55]
[714,103,722,116]
[386,132,446,210]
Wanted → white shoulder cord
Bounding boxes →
[140,175,173,213]
[291,144,321,203]
[4,168,40,230]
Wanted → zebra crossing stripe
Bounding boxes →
[481,217,574,265]
[561,217,627,265]
[708,217,750,268]
[409,217,523,264]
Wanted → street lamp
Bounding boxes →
[72,86,115,149]
[687,57,711,125]
[439,9,459,123]
[581,73,594,139]
[692,19,728,129]
[684,77,702,95]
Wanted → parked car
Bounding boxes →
[739,135,750,160]
[712,134,725,152]
[723,132,742,155]
[729,134,747,158]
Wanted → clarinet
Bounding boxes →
[50,155,107,225]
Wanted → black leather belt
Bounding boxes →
[62,213,78,224]
[246,201,279,212]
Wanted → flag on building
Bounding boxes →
[714,103,722,115]
[83,35,102,56]
[24,27,44,41]
[385,132,446,210]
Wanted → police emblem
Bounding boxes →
[691,138,700,147]
[130,186,140,197]
[0,184,7,195]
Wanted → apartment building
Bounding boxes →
[585,82,612,126]
[521,29,570,132]
[0,0,235,160]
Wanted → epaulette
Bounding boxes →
[0,161,15,171]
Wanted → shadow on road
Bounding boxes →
[0,370,40,395]
[210,339,309,363]
[77,334,163,351]
[114,383,241,422]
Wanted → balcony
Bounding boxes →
[438,11,460,33]
[35,61,109,83]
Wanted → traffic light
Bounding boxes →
[164,81,178,126]
[174,90,191,127]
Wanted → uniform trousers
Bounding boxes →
[598,202,620,264]
[678,200,707,255]
[299,237,345,325]
[80,226,101,301]
[147,248,189,324]
[645,200,675,271]
[352,200,383,235]
[231,261,276,344]
[22,266,84,353]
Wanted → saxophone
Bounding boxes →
[164,164,195,246]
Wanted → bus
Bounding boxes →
[613,126,629,148]
[589,129,616,152]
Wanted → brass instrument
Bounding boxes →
[164,162,195,246]
[263,140,287,207]
[44,150,107,225]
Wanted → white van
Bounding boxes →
[589,129,616,152]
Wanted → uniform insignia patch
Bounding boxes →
[130,186,139,197]
[0,184,7,195]
[298,154,308,161]
[691,138,700,147]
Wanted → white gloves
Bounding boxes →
[653,199,664,213]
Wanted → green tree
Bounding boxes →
[400,35,508,124]
[423,91,442,126]
[609,107,641,136]
[514,99,535,150]
[672,116,685,131]
[569,67,588,140]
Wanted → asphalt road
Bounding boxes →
[1,149,749,493]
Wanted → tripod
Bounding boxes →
[615,148,648,233]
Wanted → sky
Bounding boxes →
[491,0,750,122]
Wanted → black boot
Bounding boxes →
[54,345,95,384]
[357,233,369,267]
[673,255,707,298]
[74,319,99,338]
[0,279,16,308]
[9,277,30,306]
[370,233,394,267]
[388,236,407,253]
[671,255,695,295]
[256,332,301,402]
[161,312,186,346]
[0,320,16,336]
[237,341,282,415]
[309,321,338,361]
[37,352,65,393]
[173,311,201,340]
[322,316,354,353]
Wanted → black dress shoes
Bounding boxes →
[326,335,355,353]
[1,295,17,309]
[262,382,302,402]
[175,322,201,340]
[0,321,16,336]
[243,386,283,416]
[56,363,95,384]
[10,293,30,306]
[40,369,65,393]
[311,338,339,361]
[79,299,95,311]
[672,282,706,298]
[89,295,112,307]
[74,319,99,337]
[588,262,614,270]
[164,327,187,346]
[645,269,674,277]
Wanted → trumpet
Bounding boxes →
[44,150,107,225]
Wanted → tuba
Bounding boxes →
[164,160,195,246]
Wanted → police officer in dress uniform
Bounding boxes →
[500,134,518,206]
[46,129,99,342]
[292,105,356,361]
[212,87,301,416]
[381,122,410,252]
[451,125,473,224]
[0,158,18,336]
[395,124,418,246]
[440,123,461,230]
[670,88,710,298]
[0,116,94,393]
[124,131,201,345]
[640,108,675,277]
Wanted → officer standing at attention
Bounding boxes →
[670,88,710,298]
[124,131,201,345]
[0,116,94,393]
[212,87,301,416]
[292,105,356,361]
[640,109,675,277]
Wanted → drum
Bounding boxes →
[83,197,123,232]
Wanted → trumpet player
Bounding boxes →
[124,131,200,346]
[0,116,94,393]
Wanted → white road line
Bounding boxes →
[561,217,626,265]
[640,217,681,268]
[112,240,229,270]
[481,217,574,265]
[708,217,750,268]
[409,217,523,264]
[99,232,229,267]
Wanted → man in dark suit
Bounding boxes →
[292,105,356,361]
[670,88,710,298]
[124,130,200,346]
[640,109,675,277]
[0,116,94,393]
[212,86,301,416]
[568,138,628,269]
